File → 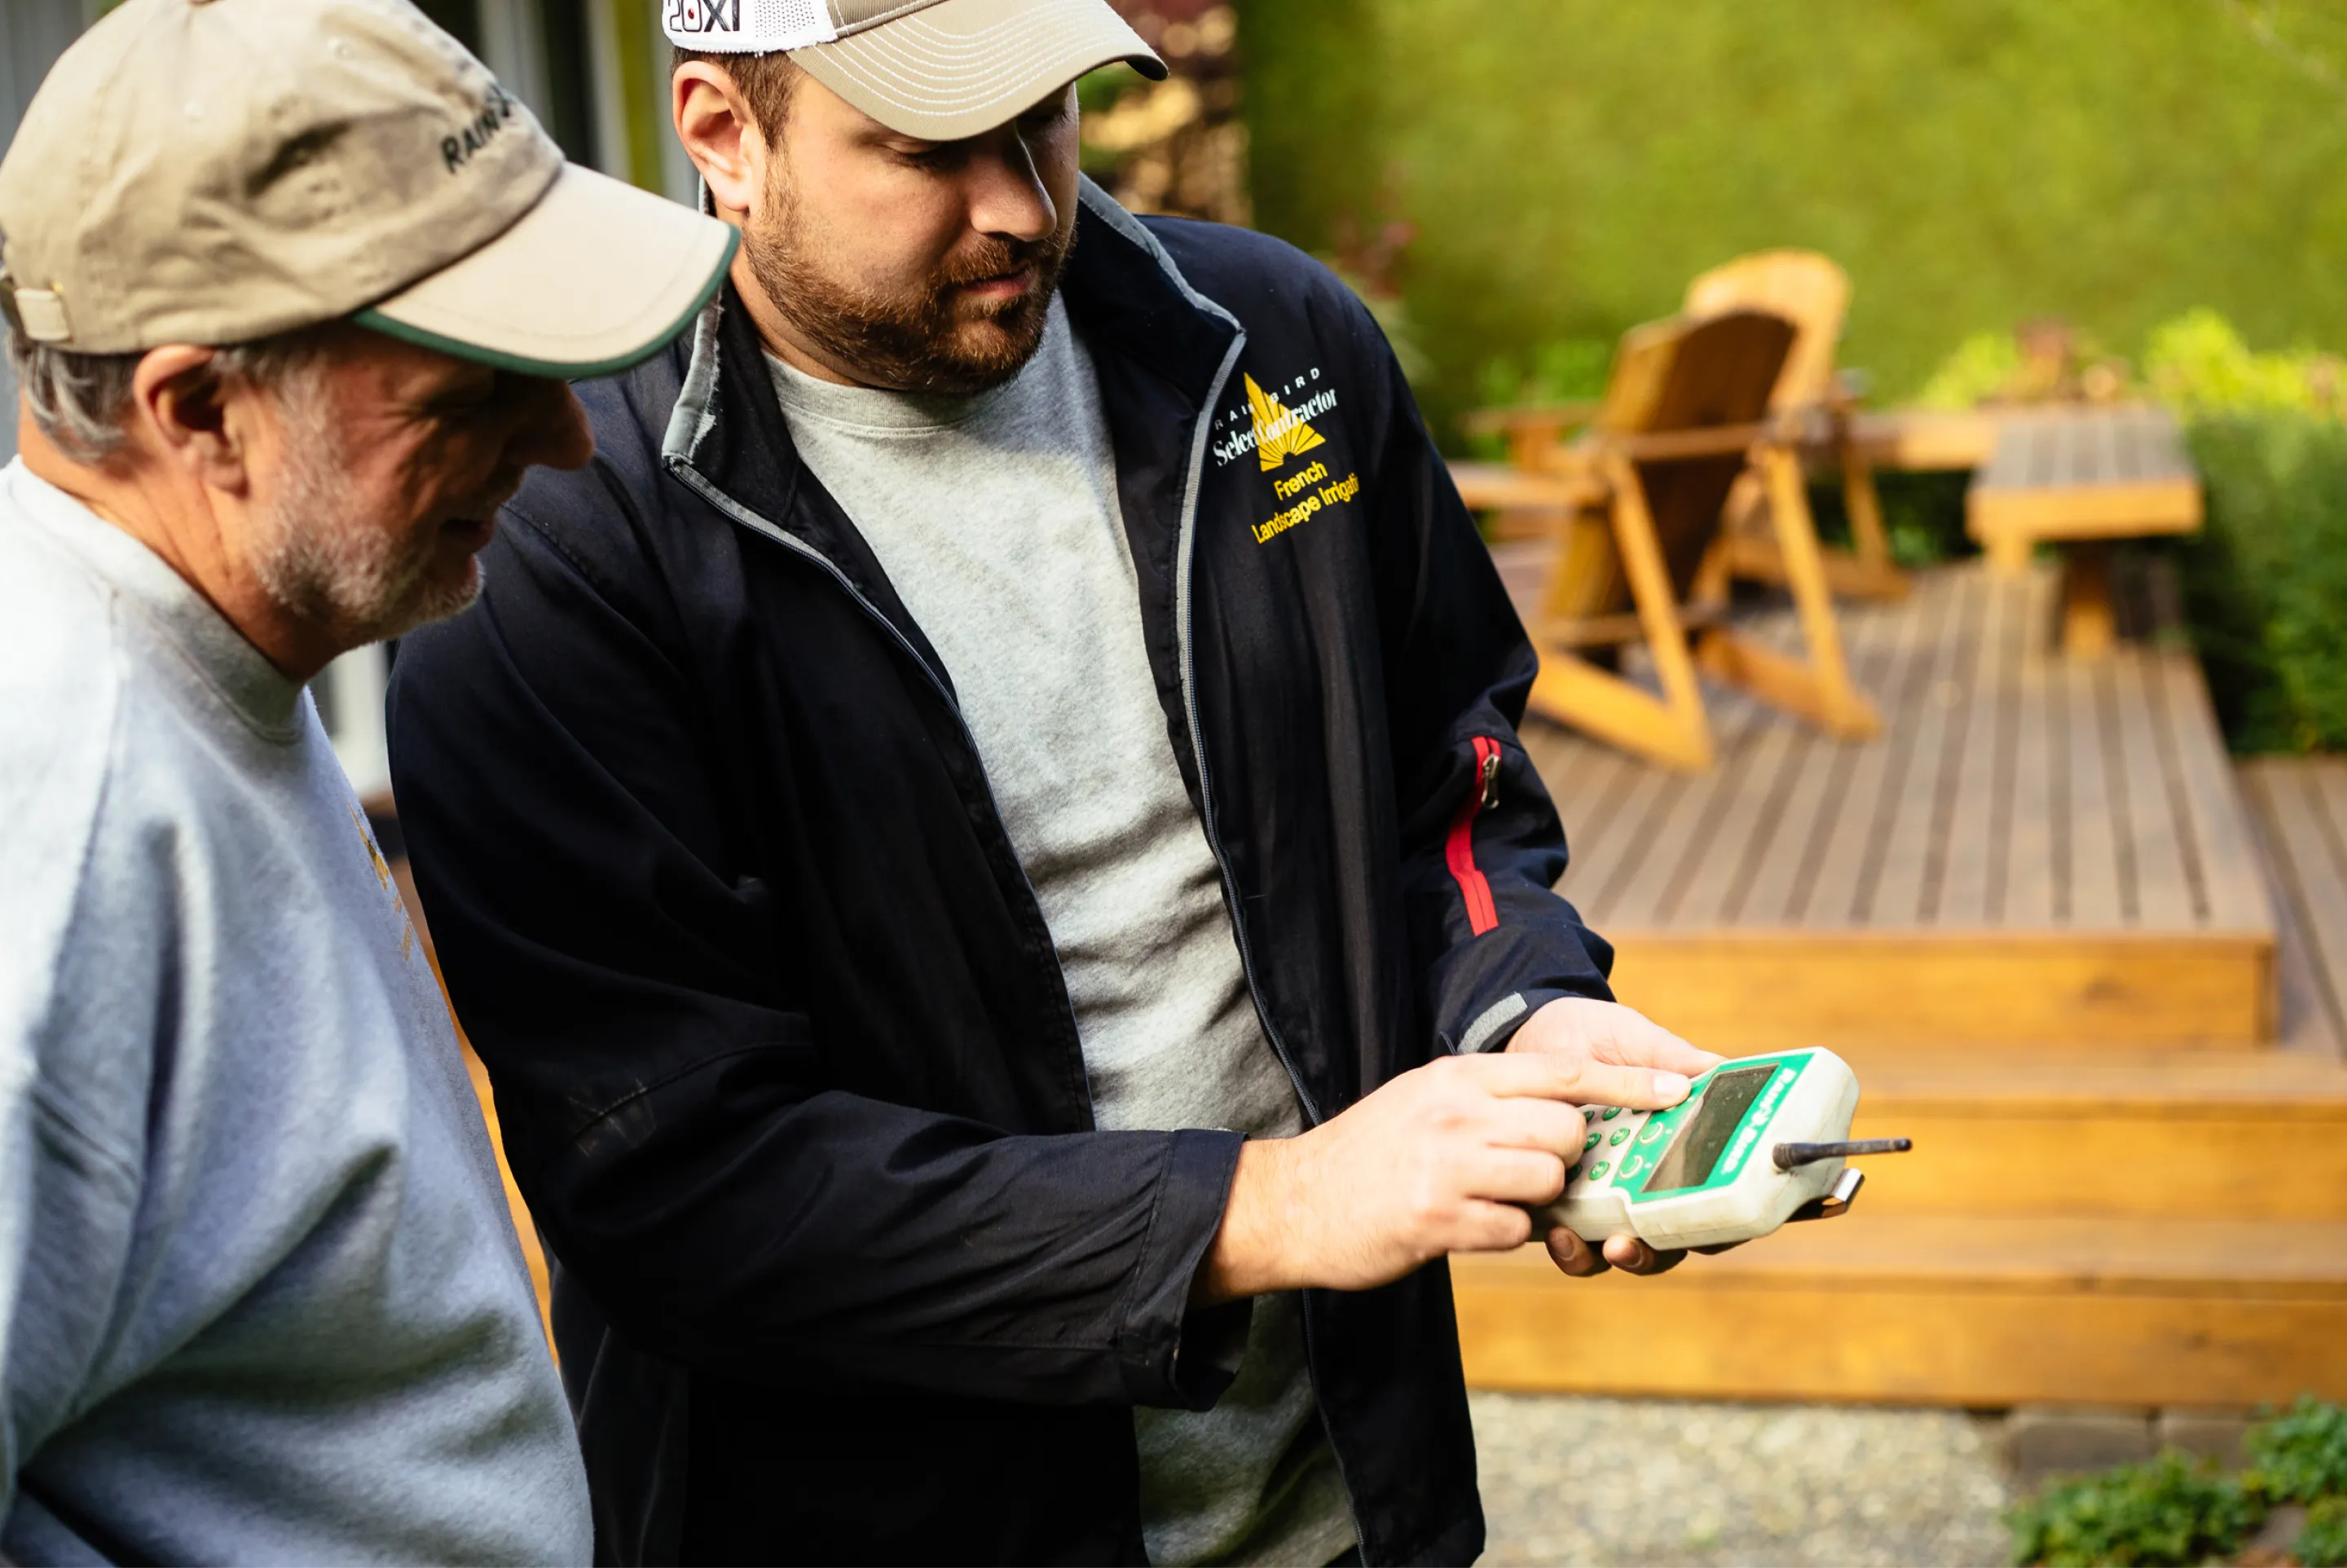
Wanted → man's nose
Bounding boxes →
[964,132,1058,244]
[507,380,595,474]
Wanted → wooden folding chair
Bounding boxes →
[1683,249,1908,601]
[1519,310,1881,771]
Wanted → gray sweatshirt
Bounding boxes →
[0,460,591,1565]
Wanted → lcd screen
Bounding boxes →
[1639,1065,1778,1195]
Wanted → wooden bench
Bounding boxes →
[1966,405,2204,657]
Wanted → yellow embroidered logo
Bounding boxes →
[1244,373,1327,472]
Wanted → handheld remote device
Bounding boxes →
[1533,1046,1910,1251]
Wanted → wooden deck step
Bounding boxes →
[1834,1045,2347,1219]
[1528,561,2278,1048]
[1451,1214,2347,1407]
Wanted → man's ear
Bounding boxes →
[132,345,252,497]
[674,62,764,220]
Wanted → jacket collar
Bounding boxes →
[659,178,1240,549]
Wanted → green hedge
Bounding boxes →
[2174,414,2347,754]
[1240,2,2347,444]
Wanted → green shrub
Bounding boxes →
[2245,1394,2347,1506]
[1918,331,2027,411]
[2006,1452,2264,1568]
[2144,310,2340,421]
[2298,1495,2347,1568]
[2174,415,2347,753]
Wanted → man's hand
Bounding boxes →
[1193,1038,1708,1306]
[1505,997,1724,1278]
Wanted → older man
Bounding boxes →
[389,1,1720,1563]
[0,0,733,1561]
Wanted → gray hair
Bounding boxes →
[6,326,330,463]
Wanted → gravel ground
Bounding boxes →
[1471,1391,2013,1567]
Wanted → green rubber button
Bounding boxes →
[1601,1106,1624,1121]
[1616,1155,1646,1180]
[1608,1126,1631,1146]
[1583,1106,1599,1122]
[1639,1122,1668,1144]
[1587,1161,1610,1180]
[1583,1131,1601,1152]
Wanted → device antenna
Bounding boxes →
[1772,1137,1912,1170]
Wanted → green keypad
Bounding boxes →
[1608,1126,1631,1146]
[1601,1107,1623,1121]
[1587,1161,1610,1180]
[1583,1131,1601,1152]
[1615,1155,1647,1181]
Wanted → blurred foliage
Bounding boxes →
[1240,0,2347,446]
[2171,413,2347,752]
[1911,312,2347,753]
[1085,4,1248,225]
[2006,1397,2347,1566]
[2301,1496,2347,1568]
[2144,309,2347,420]
[2006,1452,2263,1568]
[2246,1394,2347,1506]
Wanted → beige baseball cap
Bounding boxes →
[0,0,738,378]
[662,0,1166,142]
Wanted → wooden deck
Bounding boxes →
[2239,756,2347,1057]
[1455,560,2347,1409]
[1498,553,2277,1046]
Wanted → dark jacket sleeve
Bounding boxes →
[1354,311,1618,1054]
[385,469,1245,1411]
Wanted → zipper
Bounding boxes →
[1445,737,1502,937]
[1172,333,1326,1130]
[667,460,1090,1077]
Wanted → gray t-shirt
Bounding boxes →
[769,298,1356,1568]
[0,460,591,1565]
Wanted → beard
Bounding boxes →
[248,391,493,648]
[742,172,1073,397]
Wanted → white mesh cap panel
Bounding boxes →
[661,0,839,51]
[754,0,839,42]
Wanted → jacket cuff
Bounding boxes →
[1114,1127,1249,1411]
[1448,986,1574,1055]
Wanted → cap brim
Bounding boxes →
[355,164,738,380]
[793,0,1167,142]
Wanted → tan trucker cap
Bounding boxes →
[0,0,738,377]
[662,0,1166,142]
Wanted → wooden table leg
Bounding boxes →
[2062,541,2115,658]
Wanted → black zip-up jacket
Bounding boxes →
[386,184,1614,1567]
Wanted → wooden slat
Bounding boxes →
[1453,1216,2347,1408]
[1860,570,1980,925]
[1545,734,1665,912]
[1728,589,1908,925]
[2242,763,2346,1056]
[1546,738,1636,903]
[2160,657,2271,932]
[1603,929,2274,1048]
[1847,409,1998,471]
[1671,710,1812,927]
[2002,568,2061,926]
[2280,763,2347,1039]
[1604,691,1772,927]
[1799,571,1953,926]
[2109,653,2196,930]
[2063,657,2125,926]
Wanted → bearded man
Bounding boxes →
[386,2,1720,1563]
[0,0,735,1561]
